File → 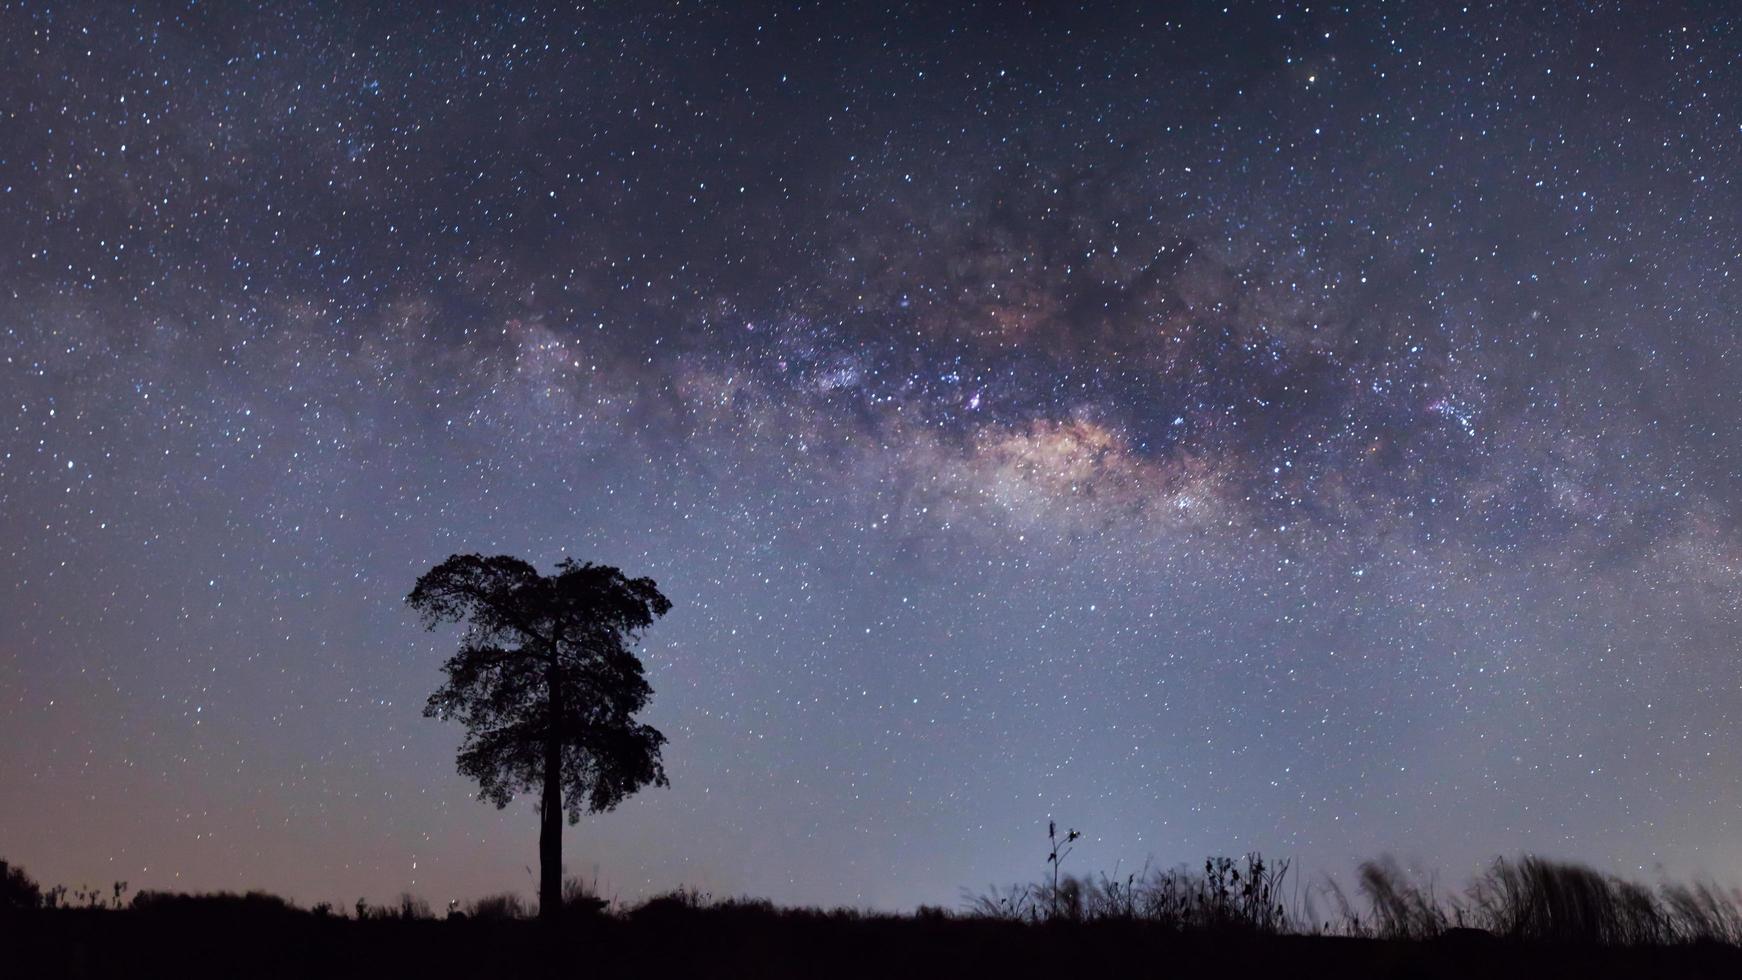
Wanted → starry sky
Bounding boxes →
[3,1,1741,912]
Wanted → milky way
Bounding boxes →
[3,3,1741,910]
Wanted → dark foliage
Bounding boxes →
[466,892,528,921]
[0,859,42,911]
[408,555,672,817]
[129,890,300,918]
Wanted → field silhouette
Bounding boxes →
[9,853,1742,979]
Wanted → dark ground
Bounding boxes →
[8,904,1742,980]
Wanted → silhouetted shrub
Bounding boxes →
[0,859,42,911]
[631,886,711,920]
[467,892,529,920]
[562,874,610,916]
[129,890,301,919]
[712,896,777,917]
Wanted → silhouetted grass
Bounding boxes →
[1352,855,1450,939]
[962,847,1742,956]
[1460,855,1742,946]
[968,854,1292,933]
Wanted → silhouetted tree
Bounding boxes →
[407,554,673,920]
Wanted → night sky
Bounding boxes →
[3,2,1741,912]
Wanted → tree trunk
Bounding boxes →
[539,667,563,920]
[539,756,561,920]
